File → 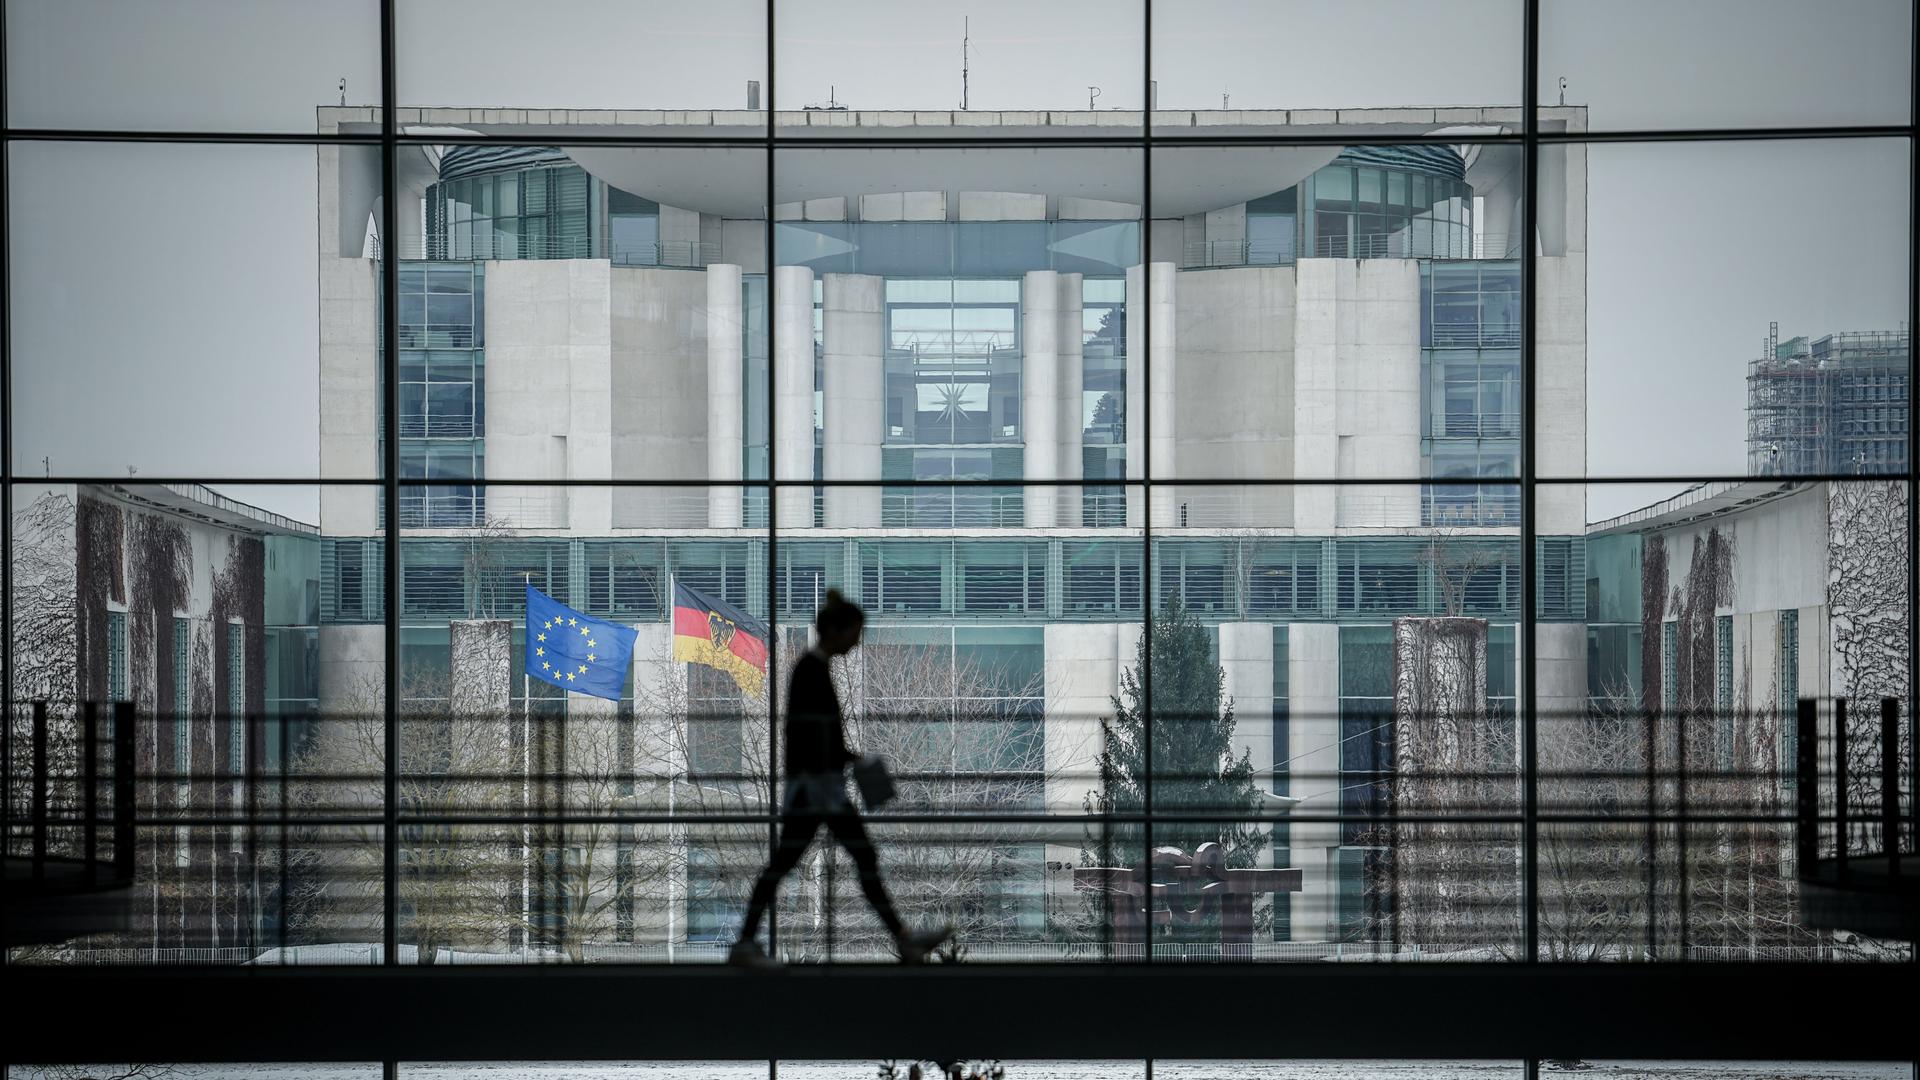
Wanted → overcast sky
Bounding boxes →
[4,0,1912,525]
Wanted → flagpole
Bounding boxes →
[521,573,532,955]
[666,567,678,962]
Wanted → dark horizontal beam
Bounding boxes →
[10,475,1903,487]
[4,125,1910,148]
[8,963,1914,1064]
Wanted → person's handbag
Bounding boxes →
[852,755,898,811]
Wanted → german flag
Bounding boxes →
[671,582,769,698]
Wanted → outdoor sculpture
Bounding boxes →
[1074,842,1302,949]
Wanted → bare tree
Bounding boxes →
[11,1065,181,1080]
[1419,530,1503,619]
[630,633,1050,960]
[284,655,655,962]
[7,490,80,856]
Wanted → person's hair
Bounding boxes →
[815,589,865,634]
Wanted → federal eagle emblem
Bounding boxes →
[707,610,736,651]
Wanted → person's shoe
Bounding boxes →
[894,924,953,964]
[728,939,777,968]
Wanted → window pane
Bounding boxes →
[1558,138,1909,480]
[1542,479,1912,961]
[5,0,379,133]
[398,0,767,131]
[1154,0,1522,137]
[1541,0,1912,131]
[776,0,1143,134]
[776,146,1141,486]
[8,142,380,479]
[7,483,386,963]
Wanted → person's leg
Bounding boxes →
[825,811,905,938]
[736,813,822,942]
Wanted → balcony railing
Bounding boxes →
[1183,232,1520,269]
[379,236,723,267]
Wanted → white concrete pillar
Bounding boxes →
[1042,622,1121,817]
[1022,270,1061,527]
[1286,622,1340,942]
[706,264,745,528]
[1291,261,1340,533]
[1219,622,1275,788]
[317,625,387,719]
[772,265,816,529]
[1535,254,1588,536]
[450,620,512,720]
[1146,262,1178,528]
[1056,272,1085,527]
[822,273,884,528]
[1535,622,1588,734]
[1335,260,1422,529]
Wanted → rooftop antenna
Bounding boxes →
[339,78,347,107]
[1557,77,1567,106]
[960,17,970,111]
[1088,86,1102,110]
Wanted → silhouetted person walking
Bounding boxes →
[731,590,951,965]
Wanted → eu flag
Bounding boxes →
[525,585,638,702]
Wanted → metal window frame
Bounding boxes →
[0,0,1915,1071]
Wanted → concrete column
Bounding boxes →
[564,263,615,532]
[1535,622,1588,734]
[1219,622,1275,787]
[1022,270,1061,527]
[1124,264,1146,527]
[1042,622,1121,817]
[449,620,512,720]
[1291,261,1340,533]
[706,264,745,528]
[1535,254,1588,536]
[772,265,816,529]
[822,273,884,528]
[1055,272,1085,527]
[1146,262,1178,528]
[488,260,616,532]
[317,135,381,537]
[1334,260,1422,528]
[1286,622,1340,942]
[317,625,386,718]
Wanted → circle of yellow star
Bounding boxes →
[568,617,577,627]
[537,632,546,642]
[586,654,596,663]
[541,661,550,671]
[544,620,553,630]
[535,647,544,657]
[566,672,576,681]
[587,638,597,648]
[577,664,588,674]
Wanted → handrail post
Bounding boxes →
[1833,697,1849,879]
[113,701,136,883]
[1880,698,1899,876]
[84,701,100,883]
[32,700,49,880]
[1795,697,1817,878]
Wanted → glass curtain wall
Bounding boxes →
[2,0,1912,976]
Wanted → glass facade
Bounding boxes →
[3,0,1913,1053]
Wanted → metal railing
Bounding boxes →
[379,236,723,267]
[8,702,1911,966]
[398,491,570,530]
[1182,233,1520,269]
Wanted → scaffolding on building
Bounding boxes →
[1746,321,1909,476]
